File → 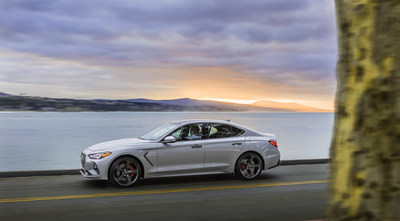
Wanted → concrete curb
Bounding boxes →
[0,159,330,178]
[0,169,80,178]
[279,159,330,166]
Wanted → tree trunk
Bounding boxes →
[327,0,400,220]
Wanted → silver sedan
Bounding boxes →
[80,119,280,187]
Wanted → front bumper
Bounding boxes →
[80,167,100,177]
[80,152,108,180]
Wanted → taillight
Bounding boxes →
[268,139,278,148]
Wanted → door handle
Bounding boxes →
[191,144,203,148]
[232,142,242,146]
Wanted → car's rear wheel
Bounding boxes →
[235,152,263,180]
[108,156,141,187]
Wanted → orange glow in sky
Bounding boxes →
[0,1,337,112]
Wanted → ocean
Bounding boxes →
[0,112,334,172]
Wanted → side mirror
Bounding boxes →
[162,136,176,143]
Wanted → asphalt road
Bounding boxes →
[0,164,329,221]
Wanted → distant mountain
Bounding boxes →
[0,92,11,96]
[127,98,332,112]
[251,100,331,112]
[124,98,286,112]
[0,92,331,112]
[0,94,236,112]
[125,98,209,106]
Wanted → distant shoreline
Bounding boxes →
[1,92,333,113]
[0,110,334,113]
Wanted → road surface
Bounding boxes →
[0,164,329,221]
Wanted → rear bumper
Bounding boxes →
[267,159,280,169]
[263,150,280,170]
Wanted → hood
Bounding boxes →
[87,138,151,152]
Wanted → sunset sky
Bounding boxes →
[0,0,337,110]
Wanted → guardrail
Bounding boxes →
[0,159,330,178]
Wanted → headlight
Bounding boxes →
[88,152,112,159]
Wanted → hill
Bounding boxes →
[0,92,330,112]
[251,100,331,112]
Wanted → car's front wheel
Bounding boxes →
[235,152,263,180]
[108,156,141,187]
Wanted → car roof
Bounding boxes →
[167,119,264,137]
[170,119,244,127]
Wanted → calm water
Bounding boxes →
[0,112,334,172]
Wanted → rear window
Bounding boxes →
[207,123,244,139]
[231,126,245,136]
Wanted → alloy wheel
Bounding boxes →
[109,157,141,187]
[236,153,263,180]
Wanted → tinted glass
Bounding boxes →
[140,122,179,141]
[207,124,244,139]
[208,124,231,138]
[231,126,244,136]
[168,123,204,141]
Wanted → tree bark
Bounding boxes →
[327,0,400,220]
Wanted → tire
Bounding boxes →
[108,156,141,187]
[235,152,263,180]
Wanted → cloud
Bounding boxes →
[0,0,337,109]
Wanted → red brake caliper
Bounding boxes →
[130,165,135,178]
[241,164,246,170]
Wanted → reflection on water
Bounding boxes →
[0,112,333,171]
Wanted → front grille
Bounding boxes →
[81,153,86,167]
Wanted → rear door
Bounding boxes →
[204,123,245,171]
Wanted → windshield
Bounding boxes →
[140,122,180,141]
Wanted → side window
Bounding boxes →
[208,124,230,139]
[207,124,244,139]
[231,126,245,136]
[170,128,183,140]
[168,123,204,141]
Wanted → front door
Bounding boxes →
[157,123,205,174]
